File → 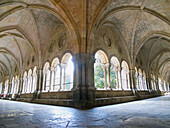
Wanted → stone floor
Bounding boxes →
[0,96,170,128]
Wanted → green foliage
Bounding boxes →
[135,76,138,85]
[94,64,105,89]
[110,67,117,89]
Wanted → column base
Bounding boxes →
[73,86,95,109]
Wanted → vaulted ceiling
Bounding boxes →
[0,0,169,82]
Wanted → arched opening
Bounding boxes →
[121,61,130,90]
[163,80,167,91]
[0,82,2,94]
[61,53,74,91]
[158,77,162,91]
[11,77,15,94]
[135,67,139,90]
[22,71,27,93]
[94,50,109,90]
[3,79,9,97]
[43,62,50,92]
[27,69,33,93]
[14,76,19,94]
[32,66,37,92]
[138,69,143,90]
[51,58,60,91]
[143,71,147,90]
[151,75,156,90]
[110,56,121,89]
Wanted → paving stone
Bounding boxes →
[0,96,170,128]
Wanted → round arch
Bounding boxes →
[95,50,109,64]
[121,60,130,90]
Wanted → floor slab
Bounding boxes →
[0,96,170,128]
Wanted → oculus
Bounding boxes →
[49,40,56,53]
[58,33,66,49]
[103,34,112,48]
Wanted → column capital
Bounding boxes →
[60,63,67,68]
[36,69,43,75]
[73,53,95,64]
[129,69,136,73]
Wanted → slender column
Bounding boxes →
[118,68,122,90]
[167,82,170,91]
[30,75,33,92]
[35,69,43,98]
[59,64,63,91]
[8,81,12,94]
[129,69,137,90]
[106,63,111,89]
[60,64,67,90]
[115,67,119,89]
[127,70,130,89]
[146,75,152,93]
[53,67,56,90]
[8,80,12,96]
[44,72,47,91]
[155,76,159,91]
[18,76,23,93]
[2,81,5,95]
[142,76,145,90]
[49,67,53,91]
[137,74,140,90]
[63,67,66,90]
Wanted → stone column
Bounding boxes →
[30,74,33,92]
[63,66,66,90]
[60,64,67,91]
[137,73,140,90]
[129,69,138,96]
[115,67,119,89]
[146,75,152,93]
[106,63,111,89]
[44,72,47,91]
[73,53,95,108]
[17,75,23,97]
[7,80,12,98]
[53,67,56,90]
[1,81,5,97]
[127,70,130,90]
[155,76,159,91]
[59,64,63,91]
[167,82,170,91]
[129,69,137,90]
[36,69,43,98]
[118,68,122,90]
[49,67,53,91]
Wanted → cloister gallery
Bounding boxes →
[0,0,169,108]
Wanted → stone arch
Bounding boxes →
[22,71,27,93]
[121,60,130,90]
[60,53,74,91]
[27,69,32,93]
[61,53,72,64]
[32,66,37,92]
[42,62,50,92]
[51,58,60,68]
[110,56,121,89]
[51,57,60,91]
[95,50,109,64]
[94,50,109,89]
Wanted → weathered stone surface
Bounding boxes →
[0,95,170,128]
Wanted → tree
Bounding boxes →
[94,64,105,89]
[110,67,117,89]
